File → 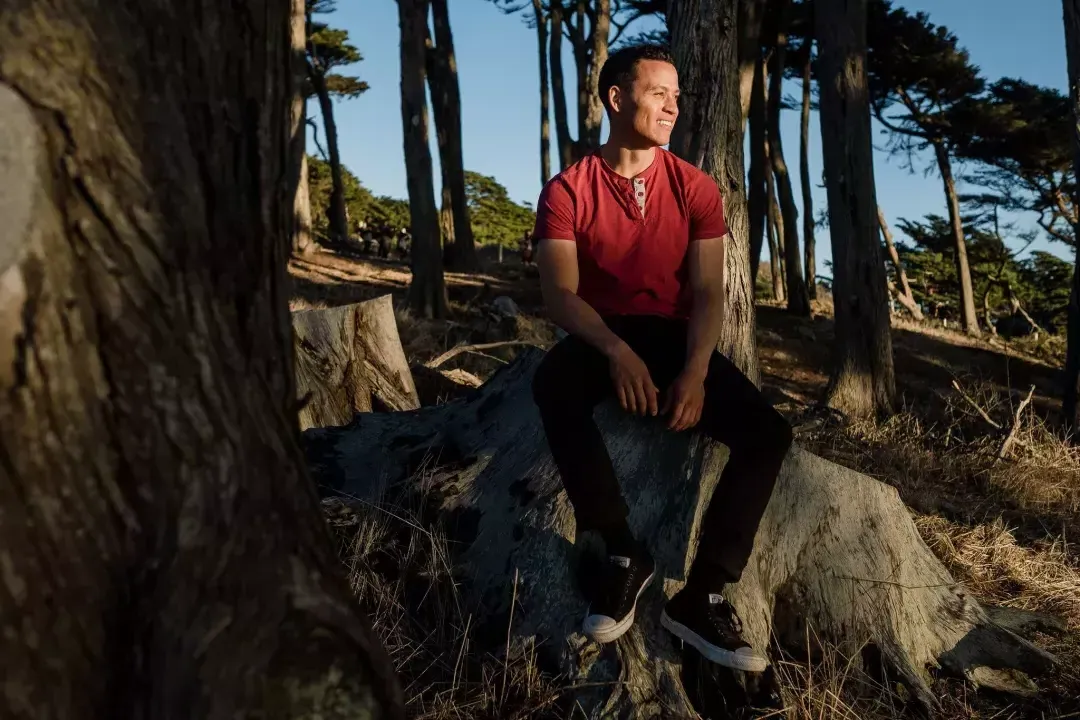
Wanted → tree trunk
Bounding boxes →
[293,296,420,430]
[427,0,477,271]
[310,69,352,247]
[669,0,761,384]
[398,0,449,319]
[580,0,610,156]
[877,206,924,321]
[0,2,405,717]
[533,0,552,185]
[766,2,812,316]
[799,44,818,300]
[933,141,980,335]
[738,0,766,125]
[765,136,786,302]
[817,0,896,418]
[304,348,1059,717]
[291,0,315,257]
[1061,0,1080,431]
[549,1,575,170]
[748,52,768,283]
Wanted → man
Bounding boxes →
[530,43,792,673]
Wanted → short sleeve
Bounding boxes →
[688,175,728,241]
[532,178,576,241]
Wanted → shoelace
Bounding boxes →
[709,598,745,640]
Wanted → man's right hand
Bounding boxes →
[607,342,659,416]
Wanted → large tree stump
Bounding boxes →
[293,295,420,430]
[304,348,1059,717]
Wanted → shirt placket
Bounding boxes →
[632,177,646,221]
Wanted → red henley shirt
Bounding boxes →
[532,147,728,320]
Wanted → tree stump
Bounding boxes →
[292,295,420,430]
[304,348,1059,717]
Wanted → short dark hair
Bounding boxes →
[597,43,675,114]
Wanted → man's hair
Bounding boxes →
[597,43,675,114]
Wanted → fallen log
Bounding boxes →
[292,295,419,429]
[304,348,1059,716]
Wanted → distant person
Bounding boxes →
[530,43,792,673]
[520,230,534,265]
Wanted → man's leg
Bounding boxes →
[660,351,793,672]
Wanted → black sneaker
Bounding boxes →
[661,589,768,672]
[581,550,655,643]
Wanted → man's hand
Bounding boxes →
[607,343,659,416]
[662,369,706,431]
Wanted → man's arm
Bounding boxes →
[683,235,726,381]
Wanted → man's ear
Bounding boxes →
[608,84,622,114]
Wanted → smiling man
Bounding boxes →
[530,43,793,673]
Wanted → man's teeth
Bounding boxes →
[659,120,673,127]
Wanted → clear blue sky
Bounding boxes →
[322,0,1070,274]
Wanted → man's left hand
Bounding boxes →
[662,370,706,432]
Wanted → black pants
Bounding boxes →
[531,314,793,588]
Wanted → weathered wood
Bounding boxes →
[878,206,924,321]
[304,349,1057,717]
[293,296,419,430]
[0,0,402,717]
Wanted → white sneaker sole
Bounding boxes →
[660,611,769,672]
[582,570,655,644]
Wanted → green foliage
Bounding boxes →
[464,171,536,247]
[307,156,408,236]
[306,0,368,99]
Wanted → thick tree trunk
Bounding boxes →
[398,0,449,319]
[291,0,316,256]
[533,0,553,185]
[292,296,420,430]
[817,0,896,418]
[0,2,403,718]
[748,52,768,283]
[799,45,818,300]
[580,0,611,156]
[878,206,925,321]
[427,0,477,271]
[304,348,1058,717]
[310,70,352,247]
[765,137,786,302]
[669,0,761,384]
[738,0,766,124]
[1061,0,1080,430]
[766,2,812,316]
[933,142,980,335]
[549,1,575,170]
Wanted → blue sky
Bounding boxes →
[325,0,1070,274]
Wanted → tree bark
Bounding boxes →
[293,296,420,431]
[533,0,553,185]
[0,1,404,717]
[748,52,768,283]
[766,1,812,316]
[1061,0,1080,430]
[817,0,896,418]
[426,0,478,271]
[877,206,925,321]
[933,141,980,335]
[398,0,449,319]
[799,43,818,300]
[765,135,786,302]
[304,348,1059,717]
[291,0,315,256]
[669,0,761,384]
[310,69,352,247]
[580,0,611,156]
[738,0,766,125]
[549,1,575,170]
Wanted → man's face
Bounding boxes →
[609,59,680,147]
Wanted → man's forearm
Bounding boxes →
[685,288,725,379]
[546,288,626,357]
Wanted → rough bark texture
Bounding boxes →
[580,0,611,156]
[737,0,766,124]
[293,296,420,430]
[291,0,315,256]
[669,0,761,384]
[304,347,1057,716]
[800,46,818,299]
[747,52,768,283]
[766,3,812,316]
[1062,0,1080,430]
[0,2,403,718]
[426,0,478,271]
[310,69,351,246]
[533,0,553,185]
[765,135,786,302]
[878,206,924,321]
[934,142,980,335]
[817,0,896,418]
[398,0,449,318]
[549,1,575,170]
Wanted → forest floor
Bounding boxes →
[291,248,1080,720]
